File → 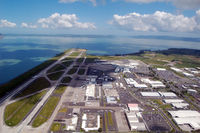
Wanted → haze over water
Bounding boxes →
[0,34,200,84]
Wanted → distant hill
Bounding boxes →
[121,48,200,57]
[156,48,200,57]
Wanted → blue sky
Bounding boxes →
[0,0,200,35]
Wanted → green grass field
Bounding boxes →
[53,85,67,95]
[4,91,46,126]
[67,67,78,75]
[62,60,73,67]
[15,77,50,98]
[107,112,114,126]
[61,76,72,83]
[32,96,60,127]
[47,64,65,73]
[78,69,85,75]
[47,71,64,81]
[50,122,61,131]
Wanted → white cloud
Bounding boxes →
[0,19,16,28]
[59,0,97,6]
[122,0,200,10]
[110,10,200,32]
[21,22,37,29]
[37,13,96,29]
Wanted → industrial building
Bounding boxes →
[141,78,165,88]
[140,92,161,97]
[140,91,177,98]
[163,99,189,109]
[163,99,184,104]
[171,67,183,73]
[157,68,166,71]
[168,110,200,131]
[125,111,146,131]
[125,78,147,88]
[159,92,177,98]
[183,72,194,77]
[128,103,140,111]
[171,103,189,109]
[81,113,100,132]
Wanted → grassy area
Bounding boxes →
[4,91,46,126]
[152,99,163,105]
[107,112,114,126]
[32,96,60,127]
[15,77,50,98]
[67,67,78,75]
[61,76,72,83]
[58,107,67,113]
[77,58,84,63]
[104,112,108,131]
[47,71,64,81]
[0,50,70,98]
[78,69,85,75]
[53,85,67,95]
[50,122,61,132]
[160,104,172,110]
[70,51,81,57]
[62,60,73,67]
[47,64,65,73]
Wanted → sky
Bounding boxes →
[0,0,200,36]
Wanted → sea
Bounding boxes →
[0,34,200,84]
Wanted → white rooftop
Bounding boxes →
[140,92,160,97]
[169,110,200,118]
[163,99,184,104]
[157,68,166,71]
[171,103,189,109]
[159,92,177,97]
[171,67,183,72]
[169,110,200,130]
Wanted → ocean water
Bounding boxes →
[0,34,200,84]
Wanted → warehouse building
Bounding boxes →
[157,68,166,71]
[140,92,161,97]
[159,92,177,98]
[171,67,183,73]
[125,78,147,88]
[128,103,140,111]
[168,110,200,131]
[141,78,165,88]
